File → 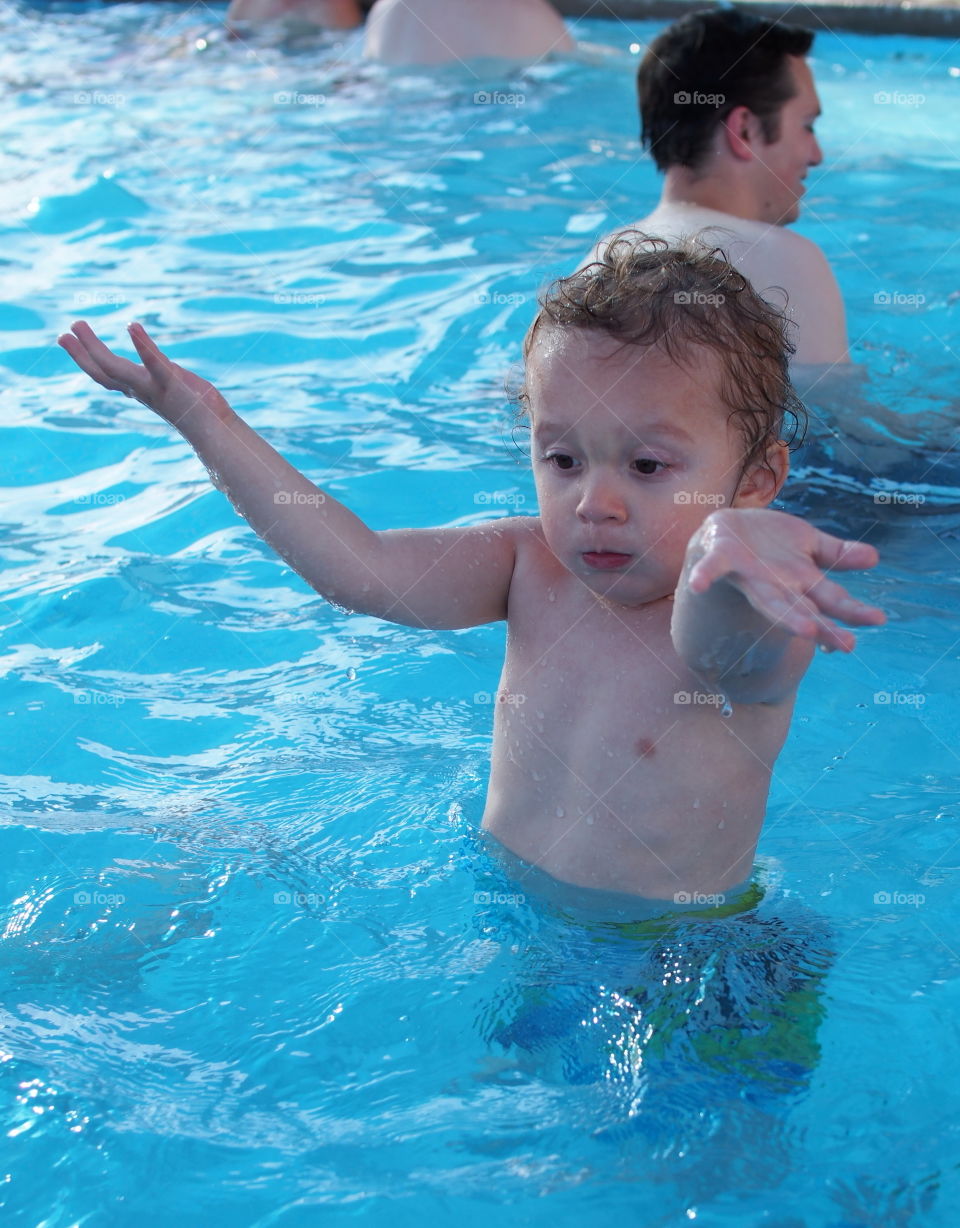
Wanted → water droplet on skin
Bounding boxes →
[586,814,594,825]
[720,699,733,718]
[548,591,556,602]
[345,667,357,681]
[717,819,725,830]
[555,806,565,818]
[693,799,700,809]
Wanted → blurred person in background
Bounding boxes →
[617,7,847,367]
[363,0,574,65]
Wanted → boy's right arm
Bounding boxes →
[58,322,518,630]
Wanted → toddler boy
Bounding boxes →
[59,233,883,903]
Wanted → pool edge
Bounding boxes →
[550,0,960,39]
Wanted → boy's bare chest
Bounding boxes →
[495,576,783,780]
[503,587,693,718]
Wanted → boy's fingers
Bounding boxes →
[812,532,878,573]
[60,321,145,395]
[808,575,887,626]
[687,549,741,594]
[741,577,820,638]
[127,322,171,381]
[58,330,107,382]
[58,329,127,391]
[69,320,122,366]
[744,576,878,651]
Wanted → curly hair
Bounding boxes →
[520,231,806,477]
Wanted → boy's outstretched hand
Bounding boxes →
[58,321,233,432]
[685,508,885,654]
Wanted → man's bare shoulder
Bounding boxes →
[588,209,828,281]
[612,207,847,363]
[633,204,825,264]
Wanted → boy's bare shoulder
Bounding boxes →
[495,514,575,608]
[501,514,561,567]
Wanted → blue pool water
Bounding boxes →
[2,3,960,1224]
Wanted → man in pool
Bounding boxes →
[617,8,848,367]
[58,233,883,903]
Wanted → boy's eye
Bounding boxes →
[633,458,663,475]
[548,453,576,470]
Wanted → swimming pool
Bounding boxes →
[2,3,960,1224]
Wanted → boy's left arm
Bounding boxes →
[671,508,885,705]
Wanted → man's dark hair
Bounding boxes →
[520,231,806,476]
[639,7,814,172]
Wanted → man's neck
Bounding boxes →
[659,167,764,224]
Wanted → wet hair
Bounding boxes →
[519,231,806,476]
[639,8,814,172]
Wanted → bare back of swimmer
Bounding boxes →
[363,0,573,66]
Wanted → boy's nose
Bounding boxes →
[576,480,627,523]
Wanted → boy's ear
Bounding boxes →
[733,440,789,507]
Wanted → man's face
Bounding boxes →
[525,327,760,609]
[755,56,823,225]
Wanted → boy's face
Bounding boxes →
[526,326,778,608]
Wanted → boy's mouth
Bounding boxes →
[582,551,632,571]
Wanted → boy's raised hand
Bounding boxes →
[58,321,233,431]
[685,508,885,653]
